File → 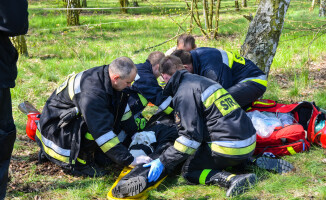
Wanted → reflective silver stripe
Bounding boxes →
[135,74,140,81]
[201,84,222,103]
[240,75,267,83]
[40,134,70,157]
[219,49,229,67]
[124,104,130,114]
[211,134,256,148]
[95,131,117,146]
[118,130,127,142]
[158,96,172,111]
[176,136,201,149]
[74,71,84,94]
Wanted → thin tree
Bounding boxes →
[81,0,87,7]
[186,0,222,39]
[240,0,291,77]
[242,0,247,7]
[120,0,129,13]
[320,0,326,16]
[66,0,80,26]
[235,0,240,11]
[310,0,316,11]
[11,35,28,57]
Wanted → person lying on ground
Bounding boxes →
[112,123,178,198]
[35,57,152,177]
[172,48,267,109]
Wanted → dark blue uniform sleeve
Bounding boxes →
[0,0,29,36]
[201,62,233,89]
[132,73,166,106]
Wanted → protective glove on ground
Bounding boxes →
[58,107,79,128]
[143,158,164,182]
[129,155,152,167]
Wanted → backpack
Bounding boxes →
[247,99,326,156]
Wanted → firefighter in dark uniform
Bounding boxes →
[172,47,267,108]
[36,57,152,176]
[143,56,258,197]
[0,0,29,198]
[127,51,173,130]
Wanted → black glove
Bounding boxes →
[58,107,79,128]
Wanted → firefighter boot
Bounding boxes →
[211,171,257,197]
[112,176,147,198]
[255,157,294,174]
[112,165,149,198]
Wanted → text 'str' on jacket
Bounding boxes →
[160,70,256,172]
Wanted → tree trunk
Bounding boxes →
[320,0,326,16]
[213,0,221,38]
[189,0,194,33]
[81,0,87,7]
[242,0,247,7]
[235,0,240,11]
[203,0,208,29]
[209,0,214,33]
[120,0,129,13]
[67,0,80,26]
[11,35,28,57]
[240,0,291,76]
[310,0,316,11]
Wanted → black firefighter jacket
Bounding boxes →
[159,70,256,172]
[37,65,136,168]
[191,47,267,91]
[127,60,173,115]
[0,0,29,88]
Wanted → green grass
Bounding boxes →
[7,0,326,199]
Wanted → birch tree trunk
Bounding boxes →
[240,0,291,76]
[310,0,316,11]
[11,35,28,56]
[320,0,326,16]
[67,0,80,26]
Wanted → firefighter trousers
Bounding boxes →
[181,143,250,185]
[0,88,16,199]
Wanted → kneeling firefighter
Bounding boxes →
[35,57,152,176]
[142,56,257,197]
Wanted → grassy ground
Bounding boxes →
[7,0,326,199]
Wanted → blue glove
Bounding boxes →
[143,158,164,182]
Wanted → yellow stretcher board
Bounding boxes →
[107,167,167,200]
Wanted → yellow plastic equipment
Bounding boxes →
[107,167,167,200]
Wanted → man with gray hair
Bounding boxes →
[35,57,152,177]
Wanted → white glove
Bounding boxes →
[129,155,152,167]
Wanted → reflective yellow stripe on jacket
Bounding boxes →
[158,96,173,115]
[121,104,132,121]
[210,134,256,156]
[240,74,267,88]
[95,131,120,153]
[174,136,201,155]
[67,71,84,100]
[36,129,70,164]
